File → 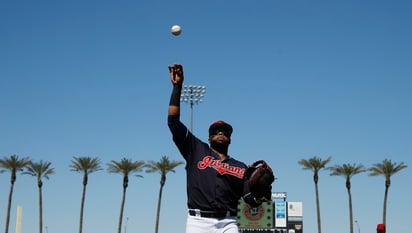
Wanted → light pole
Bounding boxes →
[180,85,206,132]
[355,220,360,233]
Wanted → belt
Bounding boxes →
[188,209,237,219]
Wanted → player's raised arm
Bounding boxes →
[167,64,189,149]
[168,64,184,116]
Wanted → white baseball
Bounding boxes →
[171,25,182,36]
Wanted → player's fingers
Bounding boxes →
[168,65,175,73]
[176,66,183,75]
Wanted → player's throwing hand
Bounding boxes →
[168,64,184,85]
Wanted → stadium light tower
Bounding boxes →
[181,85,206,132]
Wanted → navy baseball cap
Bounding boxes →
[209,120,233,136]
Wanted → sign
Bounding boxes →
[237,199,273,229]
[272,192,287,199]
[288,202,303,221]
[275,201,287,227]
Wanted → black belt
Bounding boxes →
[188,209,237,218]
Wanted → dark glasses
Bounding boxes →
[211,129,231,137]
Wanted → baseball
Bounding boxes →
[171,25,182,36]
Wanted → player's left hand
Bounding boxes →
[245,160,275,201]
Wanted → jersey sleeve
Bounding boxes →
[168,115,188,141]
[168,115,191,159]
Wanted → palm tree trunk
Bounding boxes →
[4,182,15,233]
[315,182,322,233]
[118,187,127,233]
[79,183,87,233]
[39,185,43,233]
[155,184,164,233]
[383,185,389,225]
[347,186,353,233]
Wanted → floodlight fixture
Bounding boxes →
[180,85,206,132]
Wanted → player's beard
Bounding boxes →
[210,140,230,155]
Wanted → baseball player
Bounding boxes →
[167,64,266,233]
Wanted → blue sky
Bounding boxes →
[1,1,411,233]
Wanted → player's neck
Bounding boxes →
[211,147,228,160]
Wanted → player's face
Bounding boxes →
[209,129,231,148]
[210,129,231,138]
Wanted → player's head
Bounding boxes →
[208,120,232,154]
[209,120,233,137]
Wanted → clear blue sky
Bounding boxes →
[1,1,411,233]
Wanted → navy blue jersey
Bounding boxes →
[168,115,248,213]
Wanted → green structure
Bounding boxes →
[237,192,303,233]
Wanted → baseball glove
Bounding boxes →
[245,160,275,201]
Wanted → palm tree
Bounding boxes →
[368,158,407,225]
[298,156,331,233]
[107,158,145,233]
[23,160,55,233]
[145,156,184,233]
[70,156,102,233]
[328,163,366,233]
[0,154,31,233]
